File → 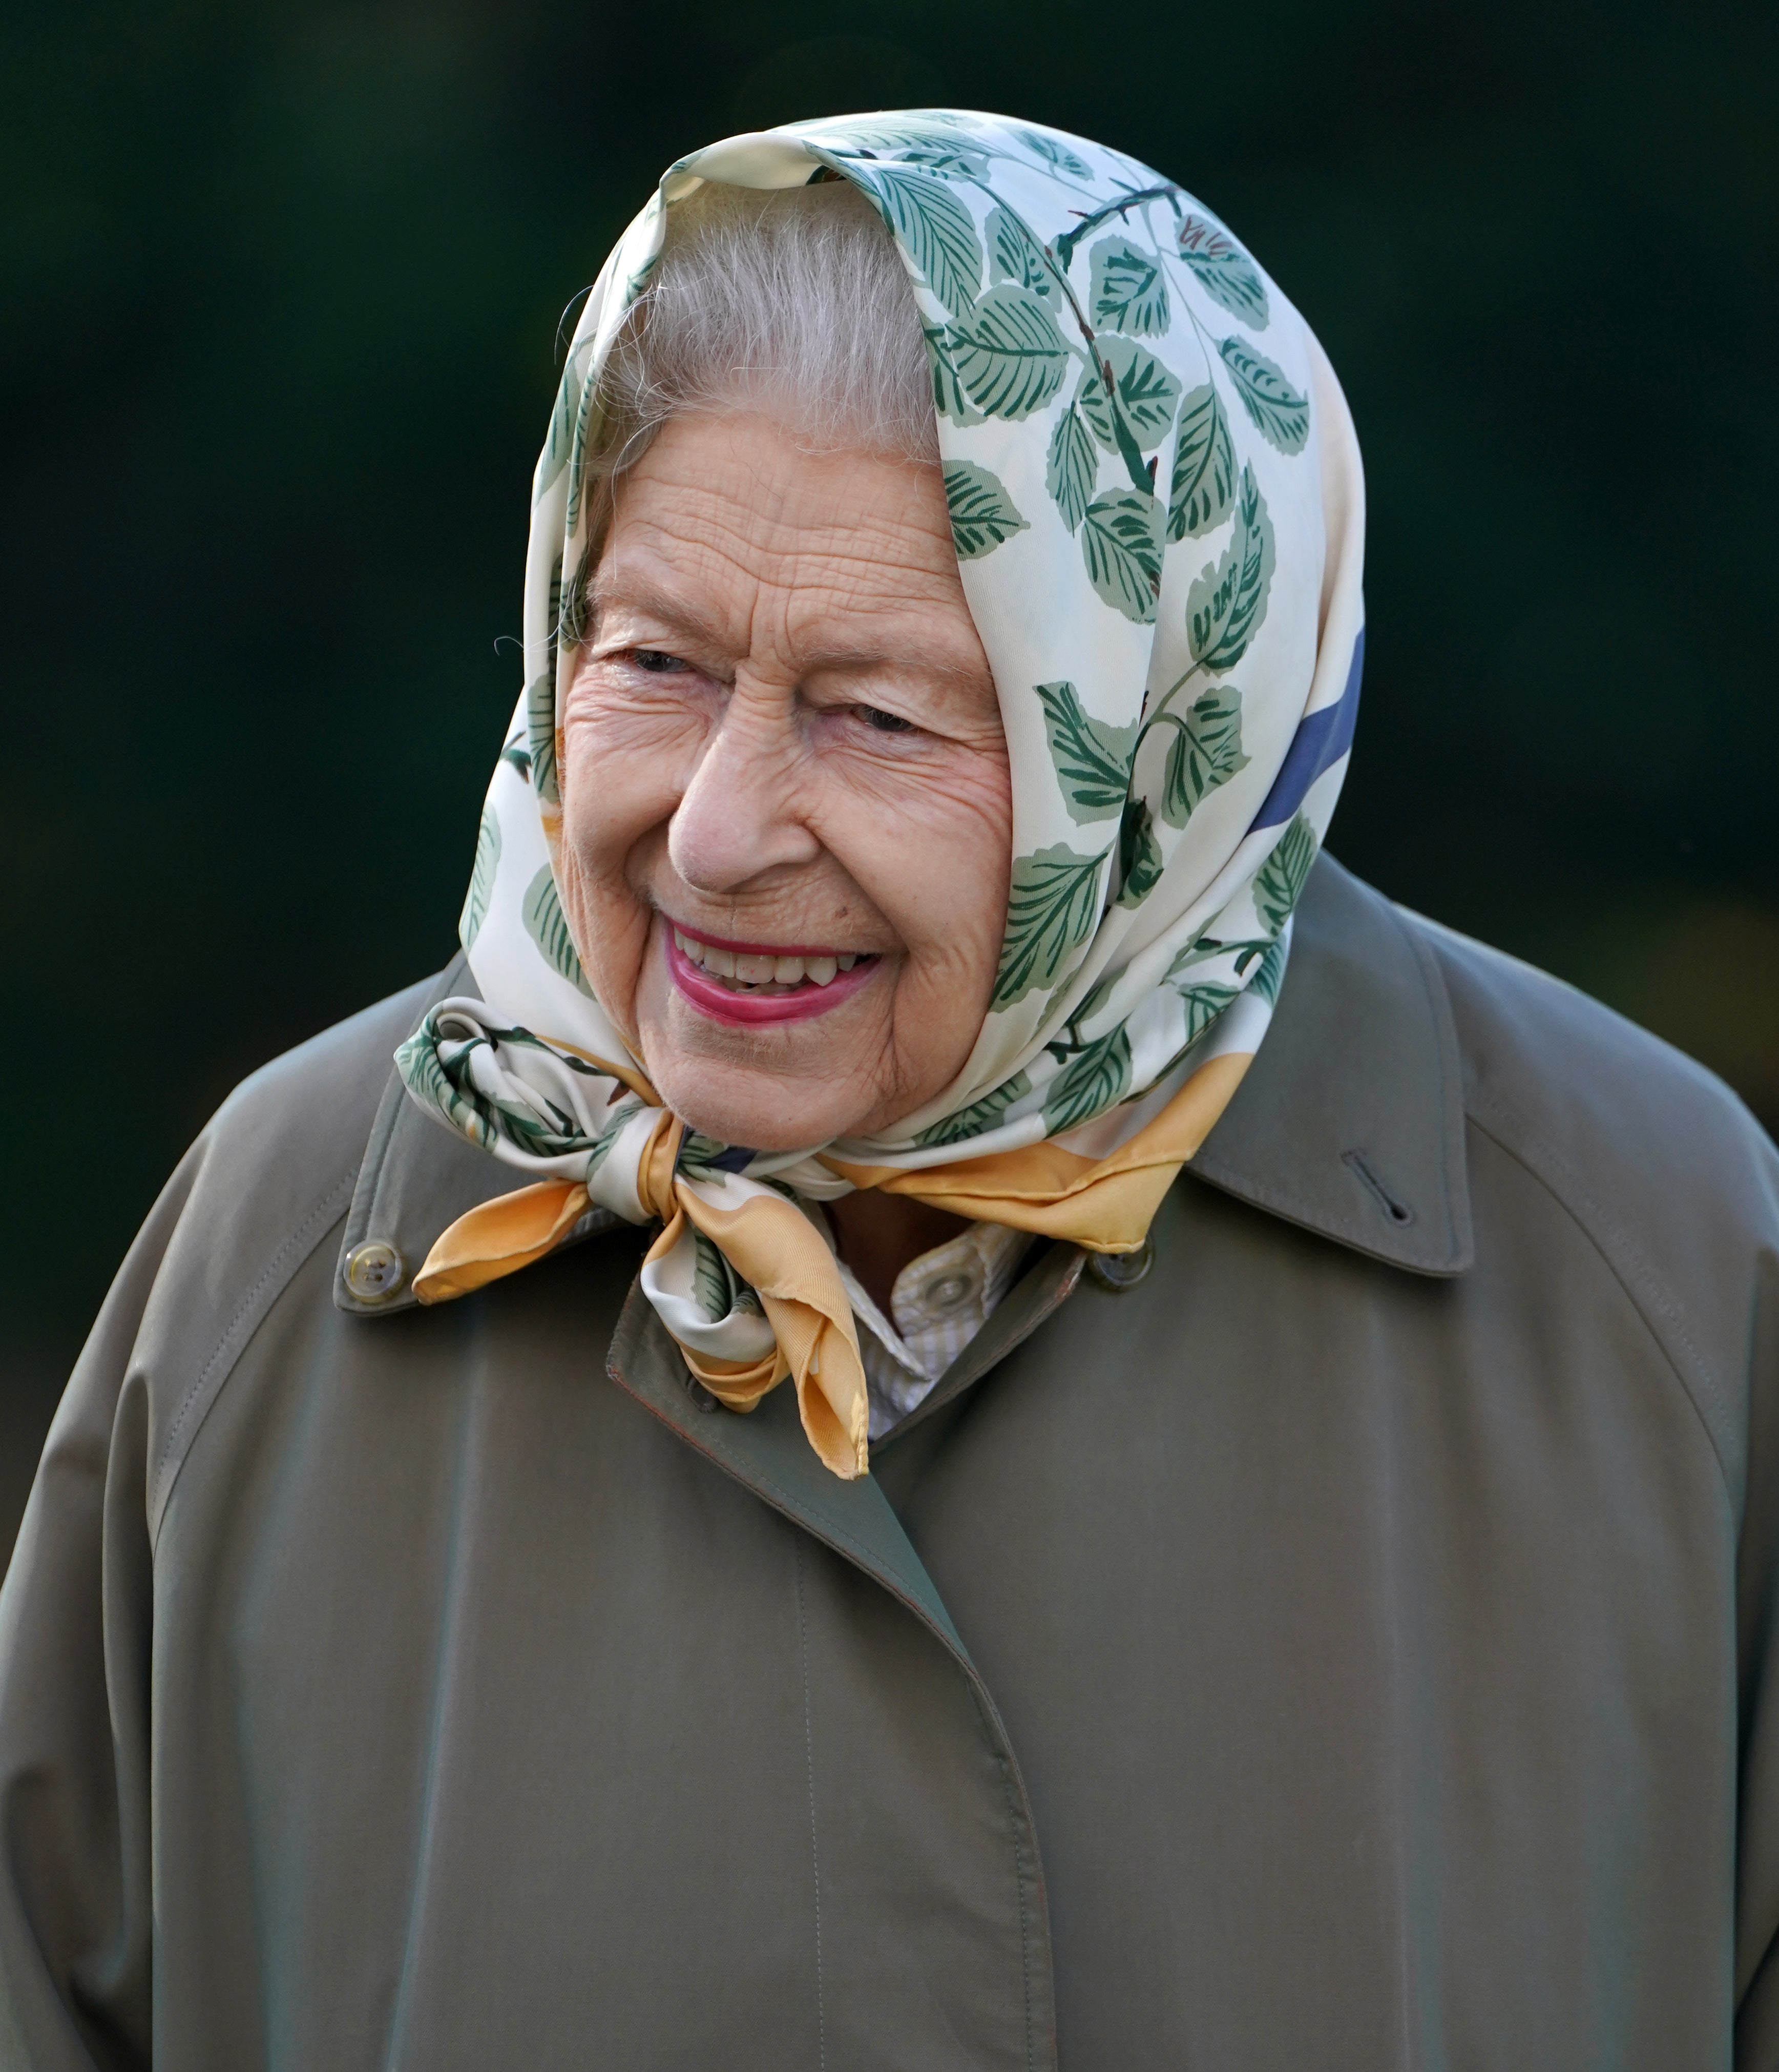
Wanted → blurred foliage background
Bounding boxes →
[3,0,1775,1546]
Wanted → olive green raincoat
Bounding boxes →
[3,856,1777,2069]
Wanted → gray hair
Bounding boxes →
[578,177,937,539]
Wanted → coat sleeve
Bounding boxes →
[0,1153,200,2070]
[1737,1231,1779,2069]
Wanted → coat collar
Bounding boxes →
[334,855,1472,1318]
[1188,853,1475,1276]
[332,951,624,1317]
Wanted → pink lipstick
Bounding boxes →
[663,920,881,1026]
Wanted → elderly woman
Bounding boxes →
[2,111,1776,2070]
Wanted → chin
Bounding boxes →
[633,951,902,1150]
[645,1018,891,1151]
[660,1069,849,1153]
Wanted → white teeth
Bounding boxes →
[673,926,867,991]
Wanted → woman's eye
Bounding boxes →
[860,705,914,734]
[632,648,688,674]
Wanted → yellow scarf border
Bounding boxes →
[411,1047,1251,1478]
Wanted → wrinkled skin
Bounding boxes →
[557,410,1012,1163]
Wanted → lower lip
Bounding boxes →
[663,927,881,1026]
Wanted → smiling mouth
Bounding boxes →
[669,926,875,996]
[663,921,883,1026]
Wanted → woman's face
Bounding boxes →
[558,410,1011,1152]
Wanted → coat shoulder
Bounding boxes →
[1401,901,1774,1201]
[136,964,459,1531]
[1392,894,1778,1488]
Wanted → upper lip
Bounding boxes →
[664,916,873,960]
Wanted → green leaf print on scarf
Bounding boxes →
[1177,217,1270,329]
[1159,687,1250,827]
[1046,399,1097,532]
[1036,680,1138,823]
[994,842,1110,1009]
[912,1069,1034,1148]
[1115,797,1164,908]
[898,144,993,181]
[545,556,564,701]
[944,461,1029,558]
[562,349,608,537]
[1170,978,1241,1045]
[1042,1026,1134,1132]
[521,865,593,994]
[1247,933,1288,1004]
[930,285,1072,422]
[394,1027,498,1154]
[459,806,501,950]
[1081,488,1164,624]
[525,675,559,806]
[584,1096,642,1182]
[1089,236,1170,338]
[903,146,990,182]
[1187,466,1275,670]
[854,163,983,318]
[924,327,985,426]
[1079,339,1182,454]
[1063,961,1121,1032]
[986,204,1056,302]
[677,1130,741,1185]
[1254,813,1320,934]
[693,1228,764,1322]
[534,346,587,506]
[556,540,594,653]
[398,1015,616,1166]
[1016,128,1093,179]
[1167,383,1236,542]
[833,116,976,156]
[1217,337,1310,454]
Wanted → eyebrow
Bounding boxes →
[587,571,991,694]
[587,572,729,655]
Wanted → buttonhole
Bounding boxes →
[1341,1149,1415,1227]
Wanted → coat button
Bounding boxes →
[344,1239,405,1301]
[1086,1238,1152,1292]
[918,1268,977,1314]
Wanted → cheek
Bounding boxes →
[825,749,1013,966]
[557,685,704,1021]
[811,749,1011,1130]
[559,687,702,857]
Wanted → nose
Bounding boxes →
[667,679,822,895]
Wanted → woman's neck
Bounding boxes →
[826,1191,973,1317]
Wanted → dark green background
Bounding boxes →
[4,0,1775,1543]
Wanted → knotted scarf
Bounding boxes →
[396,110,1367,1478]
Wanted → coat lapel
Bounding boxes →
[605,1277,971,1654]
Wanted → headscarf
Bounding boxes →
[396,110,1366,1477]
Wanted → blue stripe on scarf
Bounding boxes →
[1248,628,1365,834]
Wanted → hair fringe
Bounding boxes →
[579,179,937,528]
